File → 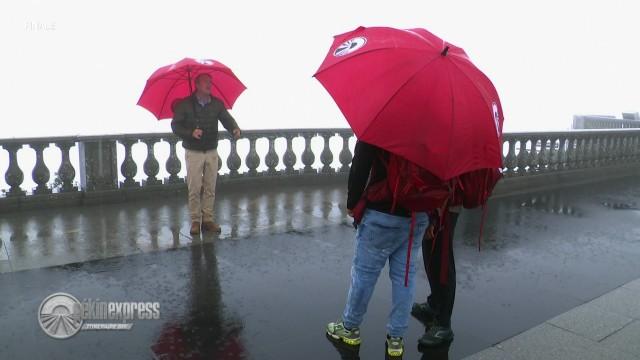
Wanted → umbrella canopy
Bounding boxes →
[138,58,246,120]
[314,26,504,180]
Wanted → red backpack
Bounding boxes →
[364,153,455,214]
[453,168,503,209]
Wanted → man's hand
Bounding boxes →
[192,128,203,140]
[232,128,241,140]
[347,208,354,218]
[426,224,436,240]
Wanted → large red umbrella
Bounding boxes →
[314,26,504,180]
[137,58,246,120]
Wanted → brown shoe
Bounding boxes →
[202,221,221,233]
[190,222,201,235]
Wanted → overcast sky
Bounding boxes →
[1,0,639,138]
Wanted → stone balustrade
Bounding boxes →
[0,129,353,203]
[1,128,639,211]
[501,129,640,176]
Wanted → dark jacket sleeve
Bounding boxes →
[347,141,376,209]
[171,101,193,140]
[218,106,239,133]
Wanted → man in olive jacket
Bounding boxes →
[171,73,241,235]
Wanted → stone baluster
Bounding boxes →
[586,137,596,168]
[503,138,517,176]
[575,137,586,168]
[554,137,566,171]
[612,135,620,164]
[627,135,636,162]
[320,133,335,174]
[245,135,261,176]
[538,137,550,173]
[600,135,614,166]
[548,137,558,171]
[620,135,629,163]
[301,132,316,173]
[578,136,587,167]
[142,138,161,186]
[165,137,183,184]
[600,135,609,166]
[283,135,297,174]
[578,136,588,168]
[615,135,624,164]
[565,136,577,170]
[536,137,548,173]
[55,141,77,192]
[623,135,630,160]
[611,135,620,164]
[616,135,624,162]
[119,139,139,188]
[516,139,529,175]
[264,136,279,175]
[524,138,535,174]
[595,136,604,167]
[608,135,616,164]
[30,142,52,195]
[569,136,577,164]
[3,143,25,197]
[227,138,242,176]
[339,134,353,173]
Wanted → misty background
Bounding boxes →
[0,0,638,192]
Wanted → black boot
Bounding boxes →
[418,324,454,347]
[411,302,438,326]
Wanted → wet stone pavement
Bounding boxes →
[1,179,640,359]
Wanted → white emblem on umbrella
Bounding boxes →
[492,102,501,137]
[195,59,214,65]
[333,37,368,57]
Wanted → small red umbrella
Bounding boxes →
[137,58,246,120]
[314,26,504,180]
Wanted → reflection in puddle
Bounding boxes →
[418,341,451,360]
[325,334,361,360]
[518,194,583,217]
[151,242,246,360]
[601,201,639,210]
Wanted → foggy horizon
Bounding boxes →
[1,0,639,138]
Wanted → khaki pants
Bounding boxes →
[185,149,218,223]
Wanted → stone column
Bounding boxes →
[78,139,119,191]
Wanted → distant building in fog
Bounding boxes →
[573,112,640,129]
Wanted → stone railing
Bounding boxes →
[501,129,640,176]
[1,128,640,210]
[0,129,354,202]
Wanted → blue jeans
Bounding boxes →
[342,209,428,338]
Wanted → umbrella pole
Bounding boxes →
[188,70,193,94]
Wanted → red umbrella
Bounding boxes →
[137,58,246,120]
[314,26,504,180]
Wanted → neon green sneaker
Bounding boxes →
[386,335,404,357]
[326,320,361,346]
